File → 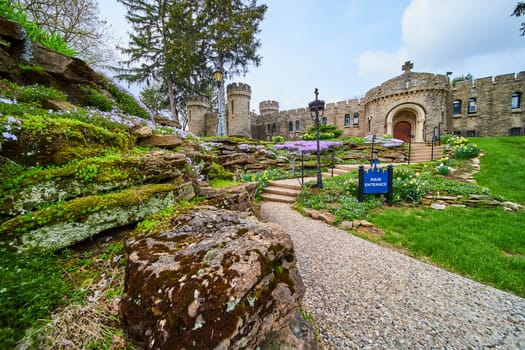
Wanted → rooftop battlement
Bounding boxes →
[227,82,252,93]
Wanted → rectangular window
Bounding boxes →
[454,130,461,136]
[466,130,476,137]
[453,100,462,114]
[353,112,359,126]
[512,92,521,109]
[509,127,522,136]
[467,98,477,114]
[344,114,350,127]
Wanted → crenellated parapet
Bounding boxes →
[227,83,251,98]
[453,71,525,93]
[186,95,209,108]
[259,100,279,115]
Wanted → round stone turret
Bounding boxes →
[186,96,209,137]
[226,83,252,137]
[259,100,279,116]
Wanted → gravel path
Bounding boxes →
[260,202,525,350]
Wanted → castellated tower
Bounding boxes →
[186,96,209,137]
[259,100,279,116]
[226,83,251,137]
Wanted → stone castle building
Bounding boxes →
[187,62,525,142]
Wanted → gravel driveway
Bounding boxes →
[260,202,525,350]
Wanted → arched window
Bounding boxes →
[321,117,327,125]
[344,114,350,127]
[453,100,462,115]
[512,92,522,109]
[271,123,276,134]
[288,121,293,132]
[353,112,359,125]
[295,120,300,131]
[467,98,477,114]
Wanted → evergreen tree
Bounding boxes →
[116,0,267,126]
[117,0,209,124]
[512,2,525,36]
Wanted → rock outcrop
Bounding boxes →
[0,16,98,94]
[120,207,307,349]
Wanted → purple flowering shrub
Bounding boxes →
[273,140,343,154]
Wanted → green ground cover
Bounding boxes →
[472,136,525,203]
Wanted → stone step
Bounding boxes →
[267,180,302,191]
[260,192,296,204]
[264,186,301,197]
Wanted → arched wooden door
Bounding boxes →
[394,121,411,142]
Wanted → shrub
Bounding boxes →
[392,167,426,204]
[452,143,480,159]
[272,135,284,143]
[85,88,114,112]
[208,162,234,180]
[301,124,343,140]
[437,164,451,176]
[16,85,66,106]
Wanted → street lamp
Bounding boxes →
[213,69,226,136]
[308,88,325,189]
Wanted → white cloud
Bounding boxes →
[355,49,407,82]
[355,0,524,81]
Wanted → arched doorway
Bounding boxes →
[394,121,412,142]
[386,103,426,142]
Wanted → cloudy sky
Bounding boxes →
[99,0,525,111]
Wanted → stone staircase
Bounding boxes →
[260,179,303,204]
[260,143,445,203]
[408,143,444,163]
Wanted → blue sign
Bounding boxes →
[363,160,389,194]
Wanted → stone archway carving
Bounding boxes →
[386,103,426,142]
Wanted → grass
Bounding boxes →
[472,136,525,204]
[369,206,525,297]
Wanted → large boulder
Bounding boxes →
[120,207,306,349]
[198,182,258,213]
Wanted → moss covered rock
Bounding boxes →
[0,182,195,250]
[0,150,187,216]
[0,114,133,167]
[120,207,305,349]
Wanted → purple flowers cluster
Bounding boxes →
[364,135,404,148]
[1,116,21,141]
[273,140,343,154]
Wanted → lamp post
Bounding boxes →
[213,69,226,136]
[308,88,325,189]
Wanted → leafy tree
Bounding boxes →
[512,2,525,36]
[10,0,116,66]
[117,0,209,126]
[116,0,267,128]
[140,86,169,117]
[452,73,473,87]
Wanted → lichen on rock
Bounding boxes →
[120,207,305,349]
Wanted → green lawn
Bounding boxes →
[365,136,525,297]
[472,136,525,204]
[370,206,525,297]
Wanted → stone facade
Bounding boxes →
[187,63,525,140]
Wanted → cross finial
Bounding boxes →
[402,61,413,73]
[314,88,319,100]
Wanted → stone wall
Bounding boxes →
[187,68,524,140]
[450,72,525,137]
